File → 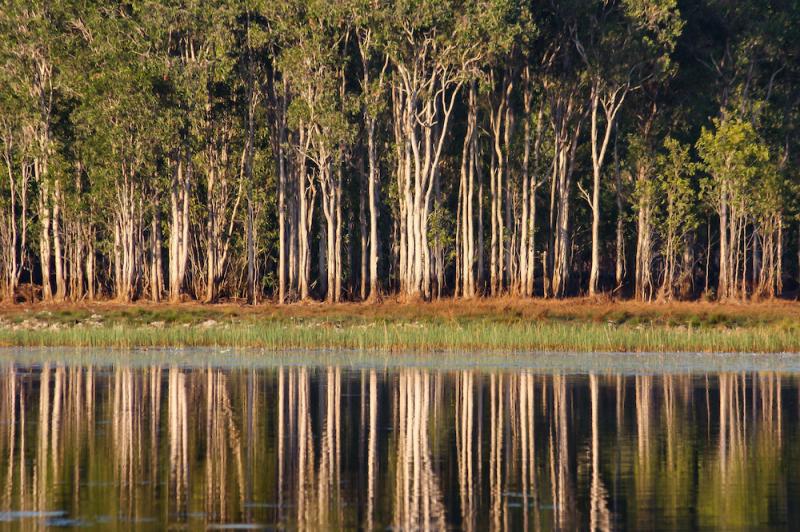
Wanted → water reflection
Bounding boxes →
[0,363,798,529]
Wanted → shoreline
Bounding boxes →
[3,347,800,373]
[1,298,799,353]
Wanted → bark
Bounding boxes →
[37,161,52,301]
[458,83,478,298]
[488,71,513,295]
[359,164,368,301]
[518,71,542,297]
[169,155,191,302]
[297,126,315,301]
[203,124,244,303]
[551,110,582,298]
[86,226,95,300]
[634,192,654,301]
[317,147,341,303]
[52,178,66,301]
[0,130,29,301]
[113,160,142,302]
[614,135,624,290]
[275,81,288,304]
[366,116,381,302]
[357,31,387,303]
[391,38,467,299]
[587,83,626,297]
[150,209,163,302]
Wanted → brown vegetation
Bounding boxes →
[2,297,799,326]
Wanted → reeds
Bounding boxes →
[0,317,797,353]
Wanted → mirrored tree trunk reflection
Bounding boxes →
[0,363,797,529]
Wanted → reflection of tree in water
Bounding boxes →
[392,368,447,530]
[111,365,164,518]
[276,366,344,530]
[203,367,246,523]
[0,365,796,529]
[168,366,189,519]
[456,370,479,532]
[698,372,786,529]
[589,374,611,532]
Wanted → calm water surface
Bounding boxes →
[0,349,799,530]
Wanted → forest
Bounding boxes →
[1,0,798,305]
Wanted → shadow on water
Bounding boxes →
[0,348,798,529]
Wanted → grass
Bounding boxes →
[0,298,799,353]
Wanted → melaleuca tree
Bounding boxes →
[384,0,488,300]
[655,137,697,300]
[280,0,354,303]
[572,0,683,296]
[0,90,32,300]
[71,2,163,301]
[698,117,773,300]
[0,2,70,301]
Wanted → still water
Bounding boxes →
[0,349,799,530]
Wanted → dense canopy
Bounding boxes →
[1,0,798,303]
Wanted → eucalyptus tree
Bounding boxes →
[352,0,389,302]
[141,0,210,302]
[236,5,268,304]
[473,1,529,297]
[0,0,798,305]
[72,2,163,301]
[655,137,697,300]
[385,0,486,299]
[574,0,682,296]
[537,3,586,298]
[698,118,773,300]
[190,3,245,303]
[0,99,31,301]
[260,0,294,303]
[0,2,68,301]
[281,0,353,303]
[629,129,658,301]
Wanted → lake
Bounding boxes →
[0,348,799,530]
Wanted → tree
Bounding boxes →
[575,0,682,296]
[698,118,773,300]
[656,137,697,300]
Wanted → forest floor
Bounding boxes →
[0,297,799,352]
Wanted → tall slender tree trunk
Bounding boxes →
[459,83,477,298]
[52,178,66,301]
[718,191,729,300]
[588,86,624,297]
[367,118,381,302]
[276,84,288,304]
[150,209,163,302]
[169,156,191,302]
[614,142,624,291]
[519,85,532,297]
[37,167,52,302]
[359,164,368,301]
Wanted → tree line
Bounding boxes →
[1,0,798,304]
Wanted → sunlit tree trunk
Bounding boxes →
[168,156,191,302]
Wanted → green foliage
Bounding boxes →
[427,202,456,263]
[657,137,698,237]
[697,118,772,215]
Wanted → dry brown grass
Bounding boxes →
[1,296,799,325]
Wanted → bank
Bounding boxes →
[0,298,798,353]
